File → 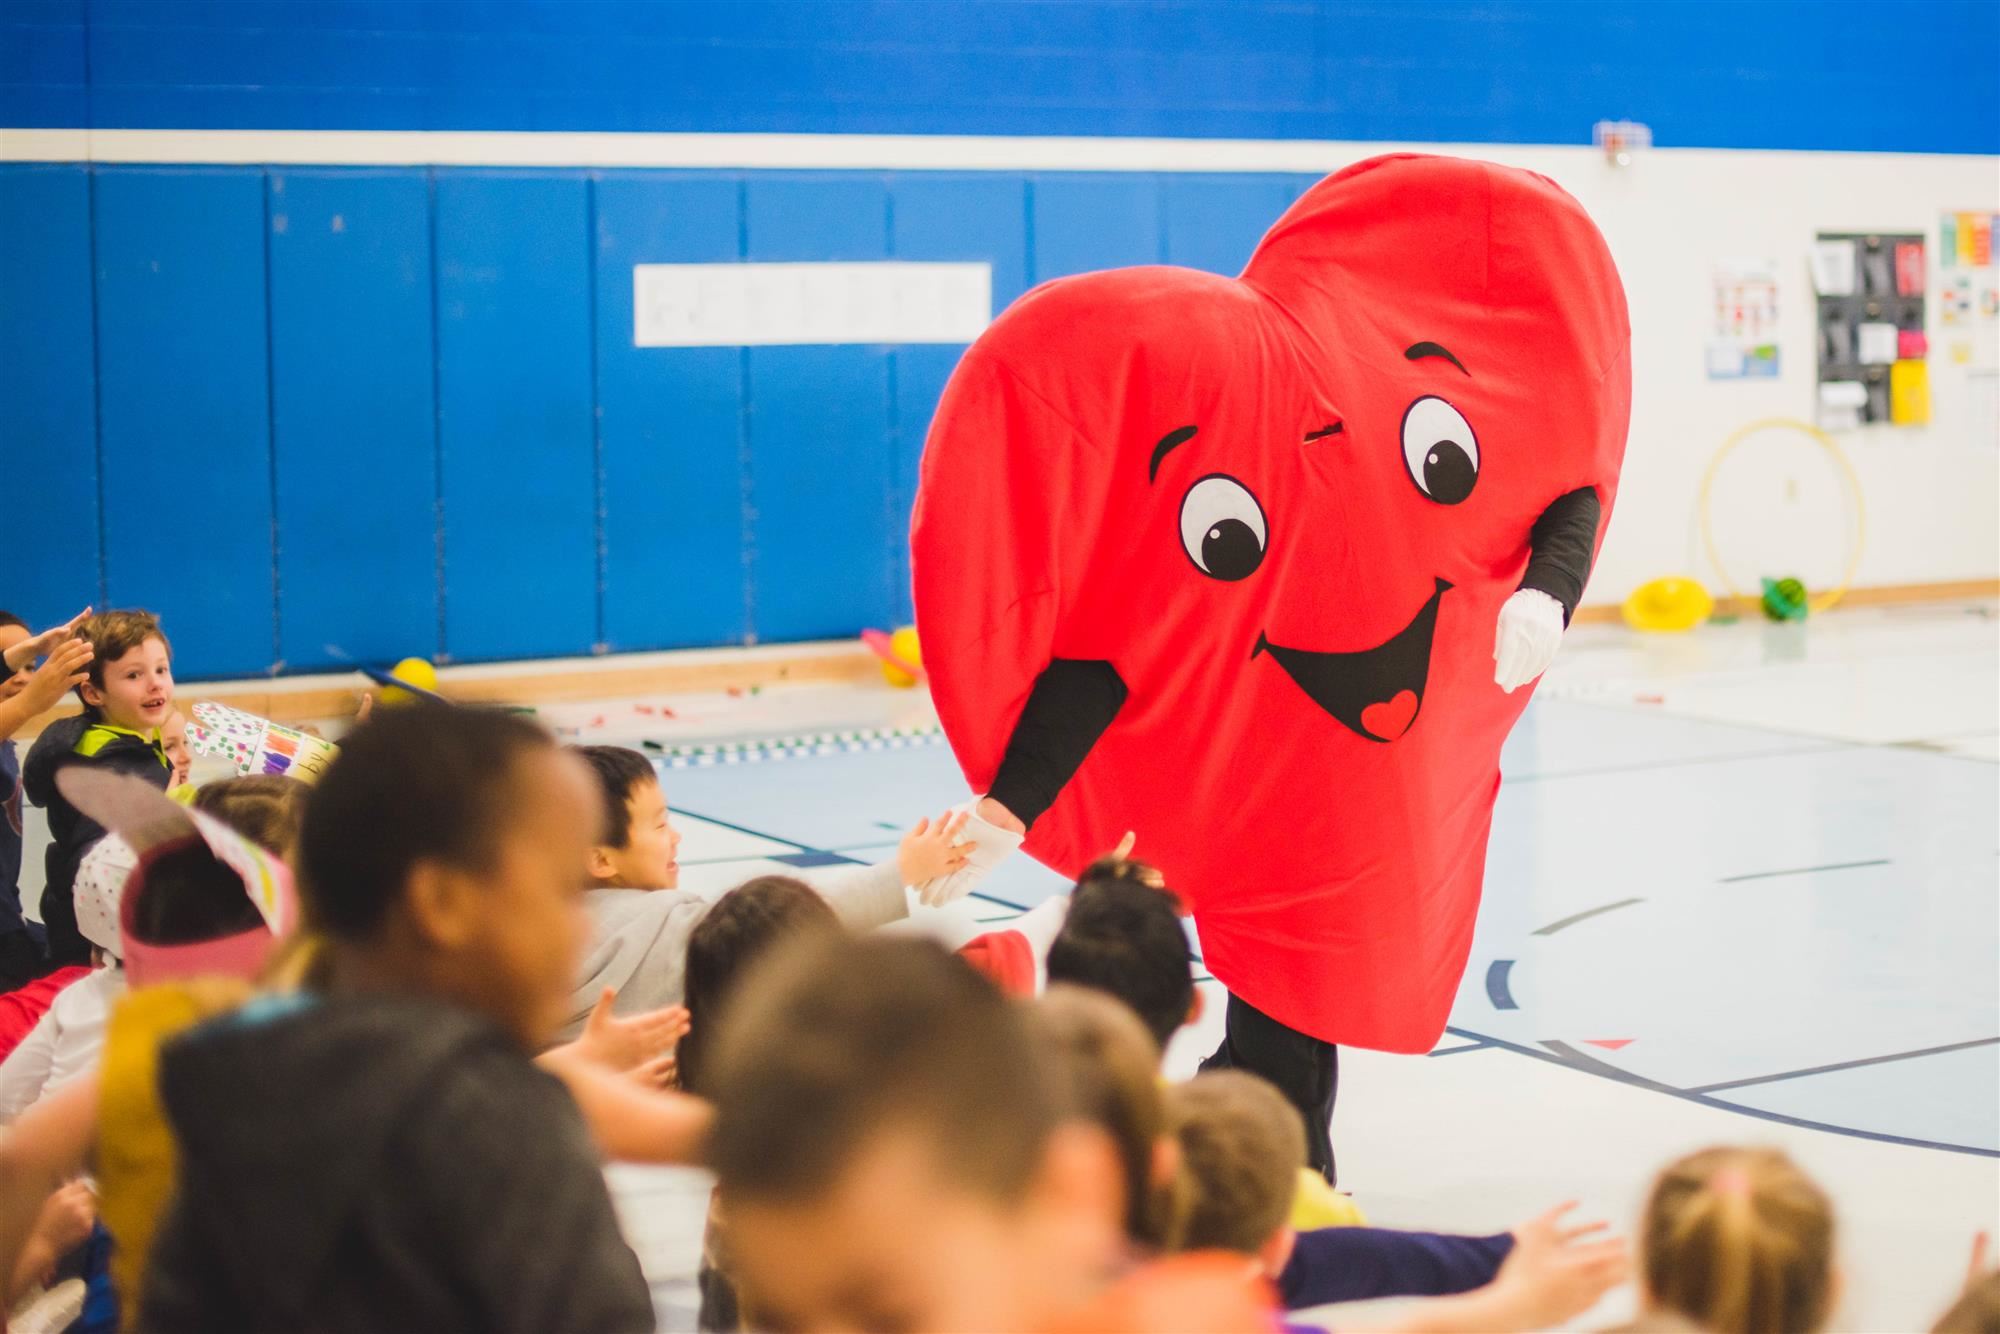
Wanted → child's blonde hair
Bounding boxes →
[1641,1146,1836,1334]
[1932,1269,2000,1334]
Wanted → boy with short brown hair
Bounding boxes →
[23,610,174,965]
[1167,1071,1629,1329]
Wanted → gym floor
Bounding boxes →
[23,600,1994,1329]
[570,600,1998,1331]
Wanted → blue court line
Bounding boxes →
[1427,1040,1493,1057]
[1443,1026,2000,1158]
[770,851,862,869]
[1719,858,1891,884]
[1687,1036,2000,1095]
[1532,897,1644,936]
[674,803,1032,912]
[1485,960,1518,1010]
[672,806,815,852]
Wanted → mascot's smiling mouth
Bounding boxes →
[1254,578,1450,743]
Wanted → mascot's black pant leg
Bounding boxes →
[1199,993,1339,1184]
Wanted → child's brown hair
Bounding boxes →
[1641,1146,1837,1334]
[1028,985,1185,1252]
[78,609,170,693]
[1933,1269,2000,1334]
[192,775,309,860]
[1165,1070,1301,1256]
[678,875,837,1095]
[705,933,1056,1206]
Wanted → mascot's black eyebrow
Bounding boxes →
[1148,425,1199,483]
[1405,341,1470,375]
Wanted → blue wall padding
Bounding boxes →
[92,167,274,680]
[7,0,1996,154]
[1031,174,1164,282]
[433,171,598,662]
[886,175,1035,621]
[0,165,99,632]
[266,168,437,672]
[1163,175,1315,275]
[742,176,896,642]
[593,173,751,652]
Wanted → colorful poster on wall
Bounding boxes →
[1941,212,1995,269]
[1938,212,1999,377]
[1707,259,1779,379]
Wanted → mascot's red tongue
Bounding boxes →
[1361,691,1420,742]
[912,153,1630,1051]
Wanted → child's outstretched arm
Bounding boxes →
[789,811,971,930]
[548,1058,712,1165]
[1277,1225,1513,1310]
[9,1179,95,1303]
[541,989,689,1087]
[0,609,90,676]
[0,640,92,744]
[0,1077,98,1300]
[1354,1202,1628,1333]
[898,810,971,888]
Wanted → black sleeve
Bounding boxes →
[1518,486,1602,623]
[988,659,1128,830]
[1277,1226,1514,1310]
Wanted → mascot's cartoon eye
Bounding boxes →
[1400,396,1479,505]
[1179,475,1268,581]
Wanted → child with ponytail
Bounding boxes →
[1638,1146,1839,1334]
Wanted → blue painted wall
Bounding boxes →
[0,160,1324,677]
[4,0,1996,154]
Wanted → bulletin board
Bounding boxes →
[1813,232,1927,428]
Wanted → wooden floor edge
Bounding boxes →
[16,578,1995,736]
[20,644,882,735]
[1570,578,1999,626]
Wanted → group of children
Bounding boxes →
[0,604,1992,1333]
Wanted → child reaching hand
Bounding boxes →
[556,744,966,1041]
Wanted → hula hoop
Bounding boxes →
[1698,417,1866,616]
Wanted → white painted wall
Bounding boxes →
[1501,146,2000,606]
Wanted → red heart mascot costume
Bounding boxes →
[913,154,1631,1177]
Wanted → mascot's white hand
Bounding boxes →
[915,798,1024,907]
[1493,589,1566,694]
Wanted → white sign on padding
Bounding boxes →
[633,262,992,347]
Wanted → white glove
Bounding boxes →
[914,798,1024,907]
[1493,589,1566,693]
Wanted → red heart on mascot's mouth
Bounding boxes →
[913,154,1630,1052]
[1360,690,1420,743]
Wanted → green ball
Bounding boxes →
[1760,576,1809,622]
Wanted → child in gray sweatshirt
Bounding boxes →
[557,746,967,1043]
